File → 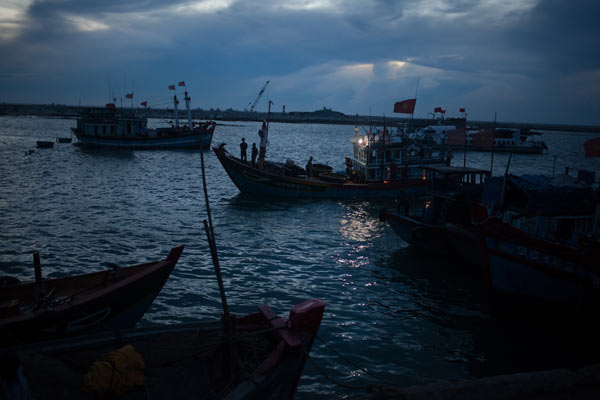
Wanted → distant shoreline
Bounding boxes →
[1,102,599,133]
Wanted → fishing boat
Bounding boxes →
[0,246,183,346]
[214,113,448,199]
[71,90,216,149]
[56,137,72,143]
[11,298,325,399]
[379,166,490,266]
[478,173,600,313]
[415,124,548,154]
[36,140,54,148]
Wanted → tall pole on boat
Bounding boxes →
[257,101,271,169]
[184,91,193,131]
[173,95,180,128]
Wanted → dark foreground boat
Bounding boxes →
[12,298,325,400]
[478,174,600,314]
[56,137,72,143]
[380,166,490,266]
[0,246,184,346]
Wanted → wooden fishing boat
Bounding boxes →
[0,246,184,346]
[13,298,325,400]
[214,121,448,199]
[379,166,490,266]
[56,137,72,143]
[36,140,54,148]
[478,174,600,314]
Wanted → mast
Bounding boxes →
[173,95,180,128]
[185,90,193,131]
[257,101,272,169]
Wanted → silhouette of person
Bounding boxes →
[240,138,248,161]
[306,156,313,178]
[251,143,258,167]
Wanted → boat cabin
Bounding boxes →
[75,104,149,137]
[350,128,447,182]
[425,166,491,198]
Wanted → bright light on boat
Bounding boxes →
[358,138,363,144]
[425,201,431,208]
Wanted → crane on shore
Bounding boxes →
[245,80,269,112]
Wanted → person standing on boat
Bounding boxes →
[306,156,313,178]
[240,138,248,161]
[445,148,453,166]
[251,143,258,167]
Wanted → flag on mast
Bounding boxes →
[178,81,186,87]
[393,99,416,114]
[140,101,147,107]
[168,84,176,90]
[434,107,442,113]
[125,93,133,99]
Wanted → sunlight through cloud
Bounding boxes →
[172,0,234,14]
[66,15,110,32]
[0,0,34,40]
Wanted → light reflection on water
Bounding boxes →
[1,116,600,398]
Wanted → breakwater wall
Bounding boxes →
[1,103,599,133]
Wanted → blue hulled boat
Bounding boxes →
[71,90,215,149]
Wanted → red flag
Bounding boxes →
[140,101,147,107]
[446,127,466,145]
[393,99,416,114]
[459,108,466,113]
[125,93,133,99]
[471,129,495,148]
[168,84,176,90]
[178,81,186,87]
[434,107,442,113]
[440,109,446,115]
[584,137,600,157]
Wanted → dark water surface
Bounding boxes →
[1,116,600,398]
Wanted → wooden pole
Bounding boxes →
[552,155,557,175]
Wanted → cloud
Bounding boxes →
[0,0,599,124]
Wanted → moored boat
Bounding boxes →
[12,298,325,400]
[416,123,548,154]
[0,246,184,346]
[380,166,490,266]
[56,137,72,143]
[36,140,54,148]
[478,174,600,314]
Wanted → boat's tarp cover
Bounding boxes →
[482,174,596,216]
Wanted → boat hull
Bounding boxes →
[214,147,430,199]
[380,208,484,266]
[0,246,184,345]
[15,299,325,400]
[72,130,213,149]
[480,219,600,311]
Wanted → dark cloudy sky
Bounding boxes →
[1,0,599,125]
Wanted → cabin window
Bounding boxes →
[127,121,132,135]
[110,126,115,134]
[94,126,98,135]
[393,150,400,160]
[368,169,376,180]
